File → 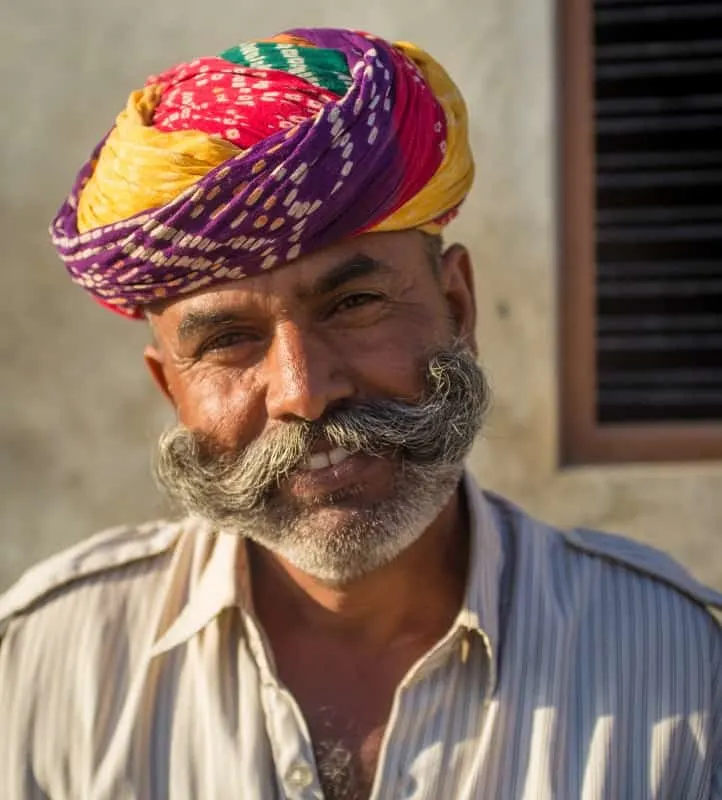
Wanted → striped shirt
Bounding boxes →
[0,474,720,799]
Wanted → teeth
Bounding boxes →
[328,447,351,466]
[306,452,331,471]
[303,447,352,471]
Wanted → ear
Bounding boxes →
[439,244,478,355]
[144,342,177,408]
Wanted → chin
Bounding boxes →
[275,526,415,585]
[288,502,377,534]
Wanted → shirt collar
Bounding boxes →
[151,521,250,657]
[455,471,505,696]
[151,472,506,692]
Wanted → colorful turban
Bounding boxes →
[50,28,475,318]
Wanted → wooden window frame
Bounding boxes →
[559,0,722,464]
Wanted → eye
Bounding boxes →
[197,329,259,357]
[332,292,383,314]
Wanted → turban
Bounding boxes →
[50,29,475,319]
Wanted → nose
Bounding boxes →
[264,320,355,422]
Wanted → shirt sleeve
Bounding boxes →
[711,621,722,799]
[0,618,52,799]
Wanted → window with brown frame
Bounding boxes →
[560,0,722,464]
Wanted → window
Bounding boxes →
[560,0,722,463]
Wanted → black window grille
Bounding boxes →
[594,0,722,424]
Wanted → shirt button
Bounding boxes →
[286,763,313,789]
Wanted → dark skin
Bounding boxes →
[145,230,478,796]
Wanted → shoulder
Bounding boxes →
[483,488,722,613]
[561,524,722,614]
[0,519,187,636]
[0,519,198,778]
[481,489,722,654]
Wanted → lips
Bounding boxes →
[284,446,390,501]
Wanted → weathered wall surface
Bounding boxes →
[1,0,720,592]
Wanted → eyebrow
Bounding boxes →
[176,309,247,342]
[304,254,393,298]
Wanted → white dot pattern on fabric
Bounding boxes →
[53,31,459,317]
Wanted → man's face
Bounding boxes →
[145,230,486,583]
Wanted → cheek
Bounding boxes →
[338,319,449,399]
[173,368,264,449]
[351,347,422,396]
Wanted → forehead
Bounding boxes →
[151,230,429,322]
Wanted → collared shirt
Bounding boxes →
[0,474,720,799]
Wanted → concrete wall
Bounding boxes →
[1,0,720,592]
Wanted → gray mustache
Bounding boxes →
[305,348,489,464]
[154,346,490,514]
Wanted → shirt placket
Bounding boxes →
[368,628,479,800]
[242,612,324,800]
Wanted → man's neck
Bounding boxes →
[248,487,470,650]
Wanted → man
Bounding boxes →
[0,27,720,800]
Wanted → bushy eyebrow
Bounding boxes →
[176,310,246,342]
[302,254,393,298]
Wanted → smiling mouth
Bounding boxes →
[283,446,394,504]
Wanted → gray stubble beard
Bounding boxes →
[154,346,490,585]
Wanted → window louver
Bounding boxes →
[594,0,722,423]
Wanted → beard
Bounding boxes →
[153,345,491,585]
